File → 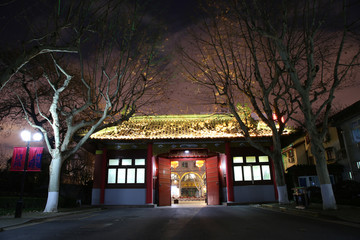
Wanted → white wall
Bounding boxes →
[91,188,101,205]
[104,188,146,205]
[233,185,276,203]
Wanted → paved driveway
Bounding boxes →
[1,205,359,240]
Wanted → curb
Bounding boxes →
[257,204,360,227]
[0,207,102,231]
[258,204,320,218]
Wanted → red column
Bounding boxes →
[100,148,107,204]
[146,143,153,204]
[93,150,104,190]
[225,142,234,202]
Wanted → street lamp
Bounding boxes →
[15,130,43,218]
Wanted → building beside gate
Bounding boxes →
[282,100,360,185]
[89,114,292,206]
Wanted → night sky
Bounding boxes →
[0,0,359,115]
[0,0,360,162]
[0,0,213,115]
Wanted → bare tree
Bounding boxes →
[180,2,298,204]
[234,0,360,209]
[61,149,95,186]
[0,0,91,90]
[1,0,165,212]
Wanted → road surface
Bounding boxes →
[1,205,358,240]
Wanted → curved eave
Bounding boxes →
[89,114,294,141]
[90,133,277,140]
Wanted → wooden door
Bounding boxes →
[158,157,171,206]
[206,155,220,205]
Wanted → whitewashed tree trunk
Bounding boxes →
[310,133,337,210]
[277,185,289,204]
[44,155,63,212]
[320,184,337,210]
[272,144,290,204]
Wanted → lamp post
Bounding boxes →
[15,130,43,218]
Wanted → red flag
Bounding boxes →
[10,147,43,172]
[27,147,43,172]
[10,147,27,171]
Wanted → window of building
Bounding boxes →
[107,158,145,184]
[182,162,188,168]
[233,155,272,184]
[326,147,336,161]
[287,149,295,163]
[233,157,243,163]
[357,161,360,169]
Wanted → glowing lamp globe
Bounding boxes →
[21,130,43,142]
[33,132,43,141]
[20,130,31,142]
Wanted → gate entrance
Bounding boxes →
[171,160,206,205]
[157,149,220,206]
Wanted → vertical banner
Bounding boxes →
[10,147,27,171]
[27,147,43,171]
[10,147,43,171]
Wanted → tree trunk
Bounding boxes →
[310,135,337,210]
[272,147,289,204]
[44,155,62,212]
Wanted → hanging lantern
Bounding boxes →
[195,160,205,169]
[171,161,179,169]
[272,113,277,121]
[273,113,285,123]
[281,116,285,123]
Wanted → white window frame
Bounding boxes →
[107,158,146,185]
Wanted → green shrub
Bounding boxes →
[0,197,46,216]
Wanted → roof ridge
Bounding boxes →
[129,113,235,121]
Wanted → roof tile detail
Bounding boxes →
[90,114,282,140]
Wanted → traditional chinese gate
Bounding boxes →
[157,153,220,206]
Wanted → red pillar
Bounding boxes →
[225,142,234,202]
[100,148,107,204]
[93,149,107,204]
[146,143,153,204]
[93,150,104,190]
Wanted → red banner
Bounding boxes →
[10,147,43,172]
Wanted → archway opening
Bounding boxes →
[157,148,220,206]
[171,160,207,205]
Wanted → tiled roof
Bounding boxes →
[90,114,289,140]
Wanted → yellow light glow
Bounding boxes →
[195,160,205,169]
[171,161,179,169]
[89,114,294,140]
